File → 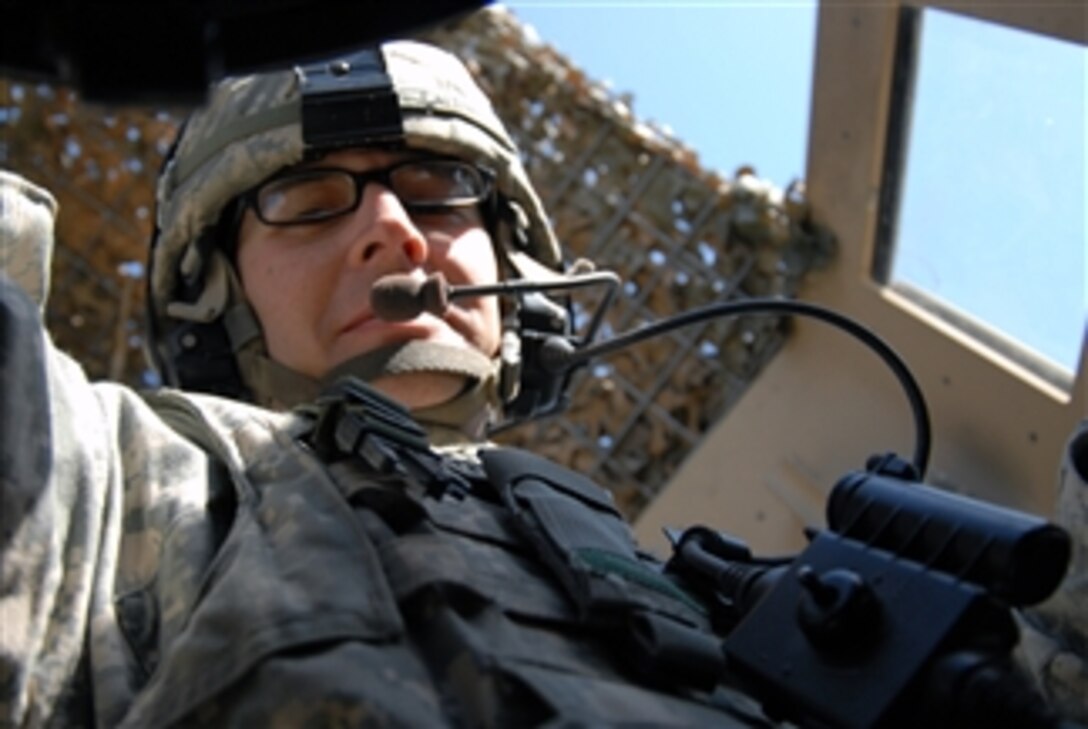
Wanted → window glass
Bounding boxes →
[891,9,1086,377]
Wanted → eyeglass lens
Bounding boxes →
[255,160,488,225]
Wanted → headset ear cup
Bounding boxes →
[502,292,574,422]
[488,194,576,422]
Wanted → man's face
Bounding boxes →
[236,148,502,406]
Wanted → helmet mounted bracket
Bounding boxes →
[299,48,404,151]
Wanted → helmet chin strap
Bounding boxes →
[321,339,494,384]
[320,340,503,441]
[238,335,505,441]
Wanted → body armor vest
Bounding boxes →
[118,378,768,727]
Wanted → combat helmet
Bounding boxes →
[149,40,568,427]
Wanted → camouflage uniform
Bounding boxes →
[0,171,767,727]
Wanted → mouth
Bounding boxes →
[338,311,378,336]
[336,312,451,351]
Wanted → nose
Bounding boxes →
[344,184,429,271]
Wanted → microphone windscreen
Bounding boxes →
[419,274,449,316]
[371,275,426,321]
[370,273,450,321]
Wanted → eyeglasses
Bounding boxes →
[246,158,494,226]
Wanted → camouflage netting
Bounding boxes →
[0,6,833,517]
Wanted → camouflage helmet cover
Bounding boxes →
[151,39,561,339]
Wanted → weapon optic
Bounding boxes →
[664,454,1073,729]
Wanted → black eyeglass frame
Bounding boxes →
[242,157,496,227]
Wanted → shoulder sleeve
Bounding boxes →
[0,173,212,727]
[1,170,97,725]
[0,170,57,313]
[0,268,107,726]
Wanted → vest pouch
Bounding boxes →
[481,448,708,625]
[376,529,578,624]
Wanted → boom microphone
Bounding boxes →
[370,269,622,426]
[371,275,450,320]
[370,270,621,326]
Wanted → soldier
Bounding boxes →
[2,35,1084,729]
[0,40,770,727]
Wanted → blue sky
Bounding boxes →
[505,2,1086,376]
[507,1,817,185]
